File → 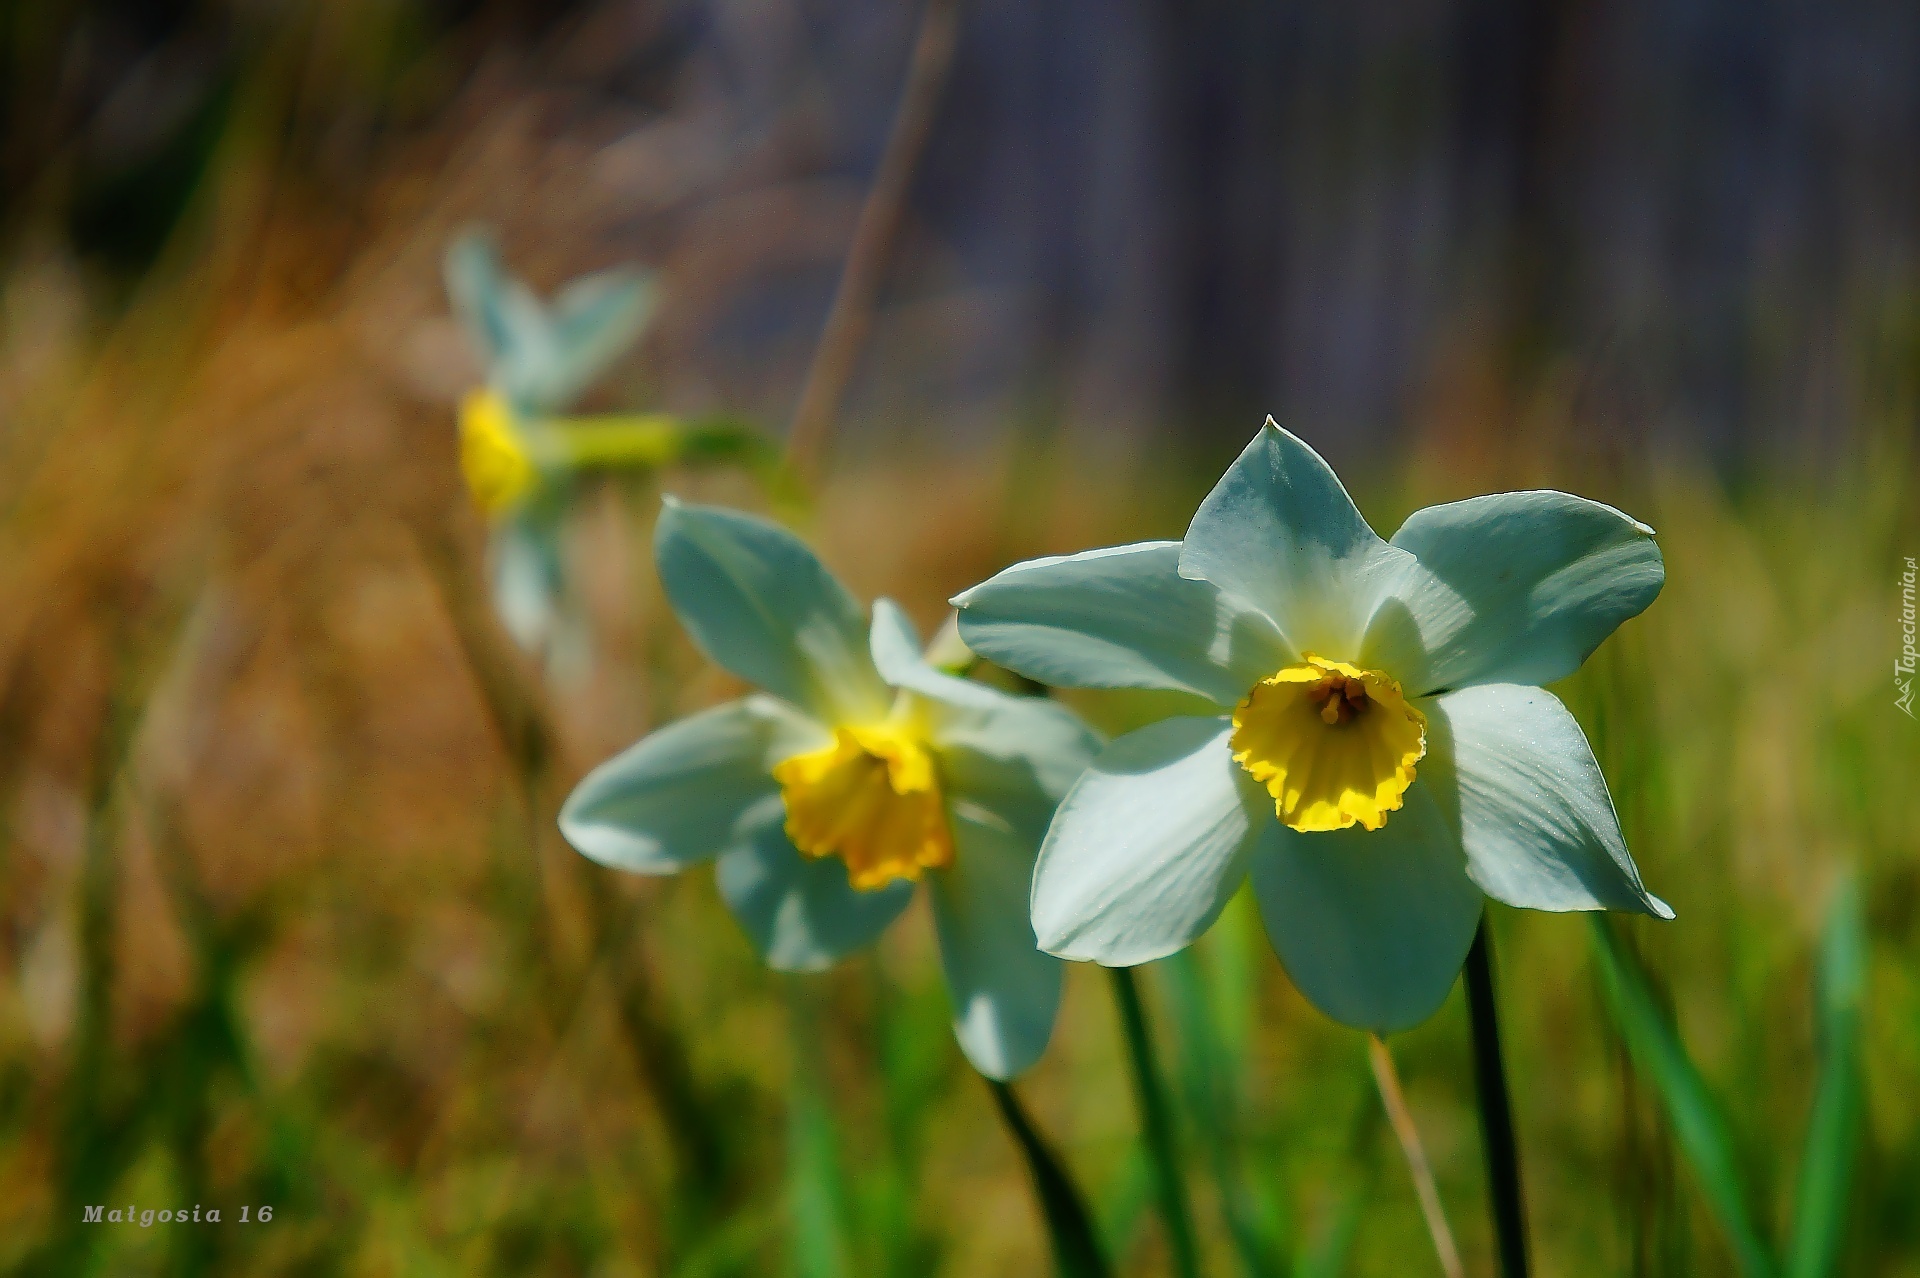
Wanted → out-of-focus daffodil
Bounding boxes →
[444,231,663,657]
[444,233,787,661]
[954,419,1671,1033]
[560,500,1099,1080]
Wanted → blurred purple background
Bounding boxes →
[5,0,1915,466]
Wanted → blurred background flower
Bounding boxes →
[0,1,1914,1275]
[561,500,1096,1081]
[447,231,658,661]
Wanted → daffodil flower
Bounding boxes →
[445,234,786,664]
[445,232,661,518]
[444,231,662,655]
[560,500,1099,1079]
[954,420,1671,1032]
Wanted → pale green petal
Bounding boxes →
[1424,684,1672,917]
[444,232,518,371]
[1179,420,1416,658]
[714,816,914,972]
[871,599,1008,711]
[655,500,890,724]
[1030,716,1268,966]
[934,694,1101,840]
[953,541,1290,706]
[490,513,565,653]
[1249,784,1483,1032]
[871,598,1100,830]
[541,268,657,411]
[559,696,824,873]
[1374,490,1664,693]
[443,231,654,415]
[929,809,1063,1080]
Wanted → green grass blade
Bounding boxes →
[1590,916,1777,1278]
[1158,940,1290,1277]
[786,983,852,1278]
[1788,876,1866,1278]
[1094,1147,1154,1263]
[1292,1184,1364,1278]
[1295,1076,1385,1278]
[674,1207,782,1278]
[871,963,949,1277]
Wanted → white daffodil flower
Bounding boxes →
[953,420,1671,1033]
[560,500,1099,1079]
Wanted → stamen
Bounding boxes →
[1309,674,1369,725]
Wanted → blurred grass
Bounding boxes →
[1,34,1918,1278]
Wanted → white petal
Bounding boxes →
[714,816,914,972]
[1373,490,1665,694]
[929,810,1063,1080]
[560,696,820,873]
[1179,420,1415,659]
[489,516,564,653]
[954,541,1289,705]
[1425,684,1671,917]
[1249,784,1484,1032]
[871,598,1010,712]
[1030,716,1268,966]
[655,500,890,724]
[937,701,1100,840]
[542,268,658,412]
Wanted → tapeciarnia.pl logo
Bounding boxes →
[1898,556,1916,719]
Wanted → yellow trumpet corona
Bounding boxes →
[1230,654,1427,832]
[773,721,955,890]
[458,388,537,515]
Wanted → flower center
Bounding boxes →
[1229,654,1427,833]
[459,388,537,514]
[772,723,954,890]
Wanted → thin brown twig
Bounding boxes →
[1369,1034,1465,1278]
[783,0,963,484]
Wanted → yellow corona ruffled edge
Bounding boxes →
[1230,654,1427,833]
[772,722,954,890]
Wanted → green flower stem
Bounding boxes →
[536,412,799,509]
[1110,966,1201,1278]
[988,1079,1112,1278]
[547,413,686,468]
[1465,919,1531,1278]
